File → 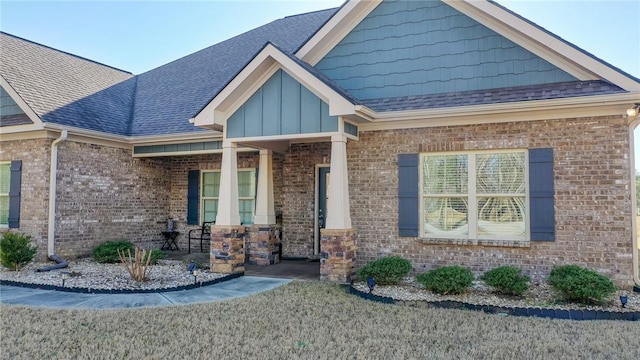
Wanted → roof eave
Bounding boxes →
[357,92,640,131]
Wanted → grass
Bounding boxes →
[1,282,639,359]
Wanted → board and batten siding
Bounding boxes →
[226,69,338,138]
[315,0,576,100]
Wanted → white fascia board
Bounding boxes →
[0,123,44,134]
[296,0,383,65]
[41,122,222,148]
[130,132,223,145]
[230,131,340,144]
[358,92,640,131]
[193,43,357,129]
[0,75,45,128]
[444,0,640,92]
[193,54,280,128]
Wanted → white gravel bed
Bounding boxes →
[353,277,640,312]
[0,258,225,291]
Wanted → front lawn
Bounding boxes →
[1,281,638,359]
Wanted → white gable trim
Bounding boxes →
[296,0,382,65]
[0,75,44,128]
[443,0,640,92]
[356,92,640,131]
[193,43,358,130]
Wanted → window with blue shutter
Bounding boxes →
[398,154,419,237]
[187,170,200,225]
[398,148,555,242]
[6,160,21,228]
[528,148,555,241]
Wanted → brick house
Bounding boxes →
[1,0,639,286]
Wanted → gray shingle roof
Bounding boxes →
[0,8,338,137]
[363,81,626,112]
[0,32,135,135]
[0,5,633,137]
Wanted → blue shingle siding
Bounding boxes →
[0,86,24,116]
[315,0,577,100]
[226,70,338,138]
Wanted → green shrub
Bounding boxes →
[93,240,133,263]
[148,249,166,265]
[357,256,412,285]
[0,232,38,271]
[417,266,474,295]
[548,265,617,305]
[480,266,530,296]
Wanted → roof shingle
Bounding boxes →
[0,32,135,135]
[363,81,626,112]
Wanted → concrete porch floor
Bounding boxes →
[162,249,320,281]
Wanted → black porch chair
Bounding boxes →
[188,221,213,254]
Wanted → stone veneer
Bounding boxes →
[320,228,356,283]
[347,115,635,287]
[247,224,281,265]
[210,225,245,273]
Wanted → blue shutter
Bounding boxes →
[8,160,21,228]
[529,148,555,241]
[187,170,200,225]
[398,154,419,237]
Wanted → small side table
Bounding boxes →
[161,231,180,251]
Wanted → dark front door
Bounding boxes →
[316,166,330,254]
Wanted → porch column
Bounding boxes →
[249,149,280,265]
[326,134,351,229]
[320,134,355,283]
[211,140,245,274]
[254,149,275,224]
[216,140,241,226]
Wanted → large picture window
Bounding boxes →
[0,162,9,226]
[421,151,527,240]
[201,169,256,225]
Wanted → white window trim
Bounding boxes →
[419,150,530,242]
[0,161,10,228]
[200,168,256,225]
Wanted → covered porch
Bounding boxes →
[191,44,366,282]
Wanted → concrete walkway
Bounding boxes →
[0,276,290,309]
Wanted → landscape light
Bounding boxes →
[367,276,376,293]
[620,293,628,308]
[192,269,200,286]
[60,272,70,287]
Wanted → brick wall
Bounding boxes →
[0,138,51,259]
[168,151,282,252]
[282,143,331,257]
[54,141,170,258]
[348,115,634,287]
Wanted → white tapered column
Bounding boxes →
[216,140,241,225]
[325,134,352,229]
[254,149,275,224]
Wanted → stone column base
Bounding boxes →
[210,225,245,273]
[247,224,281,265]
[320,228,356,283]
